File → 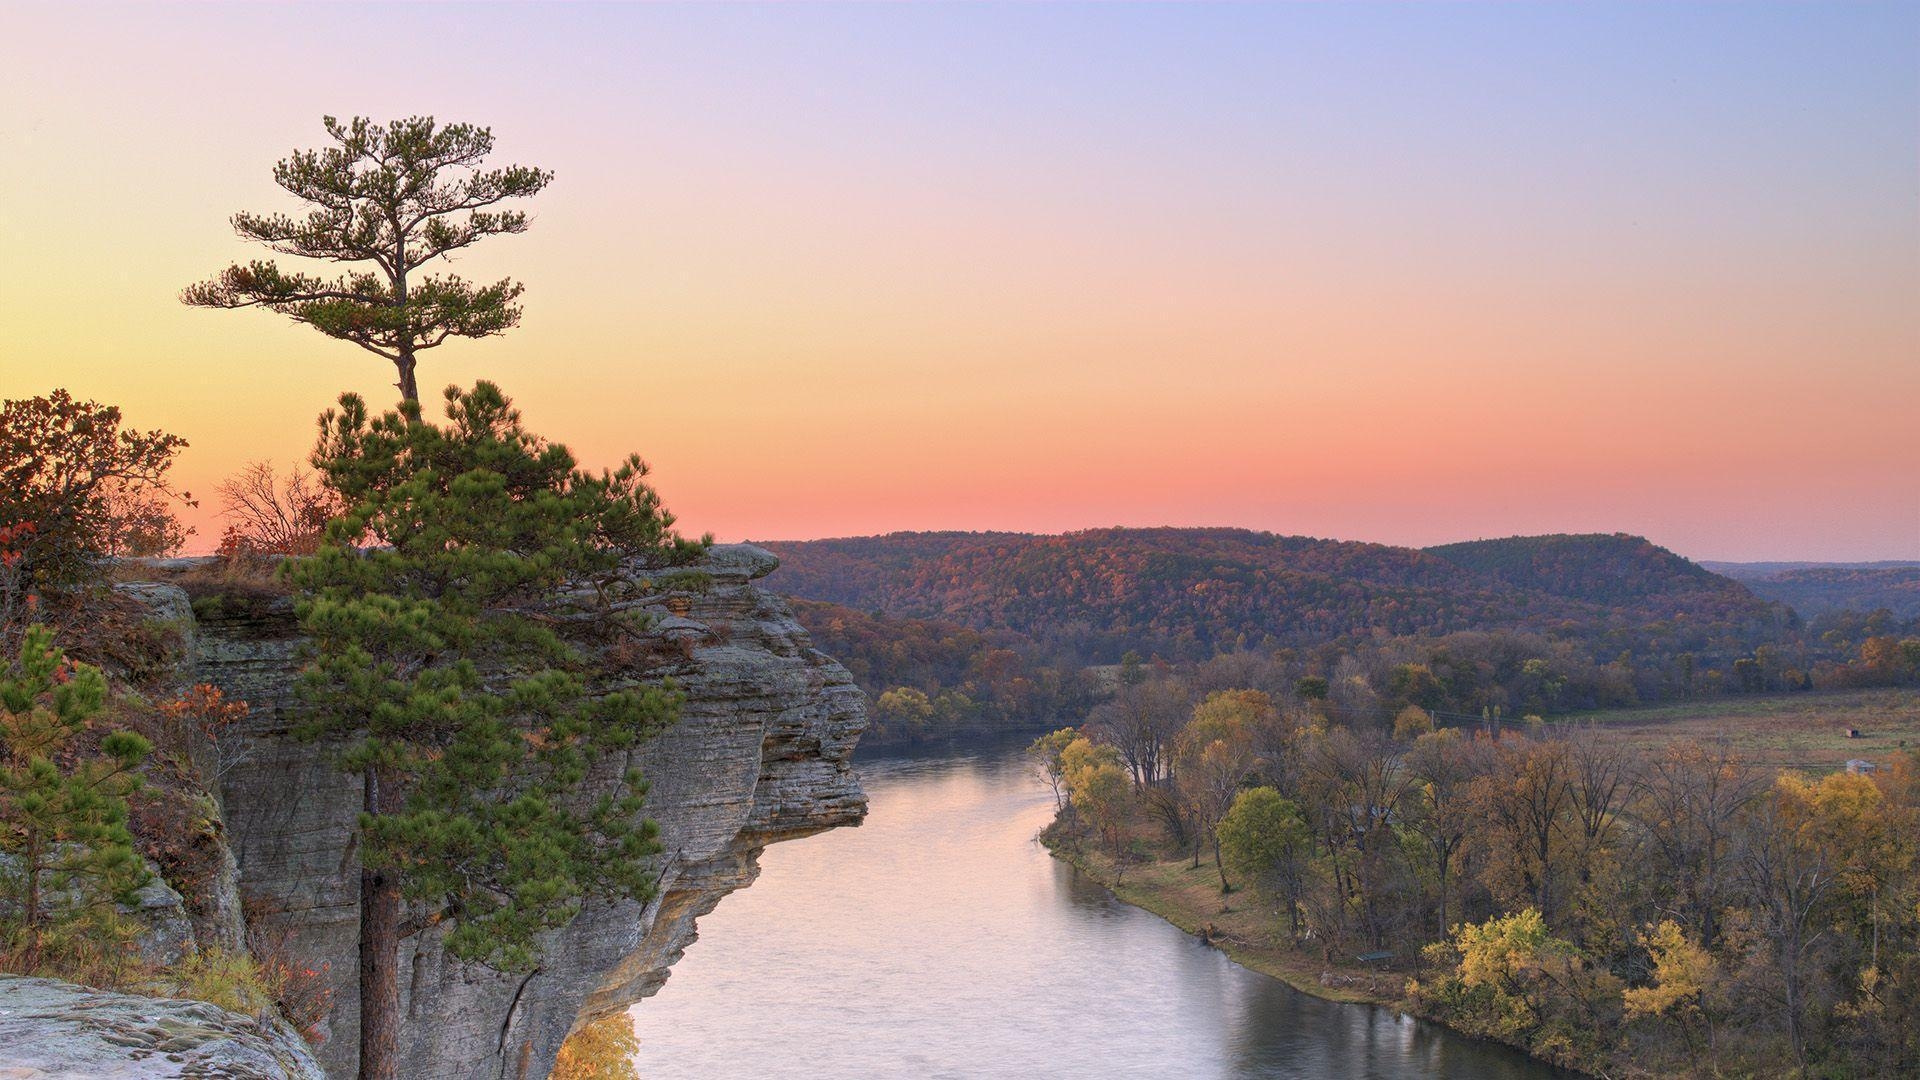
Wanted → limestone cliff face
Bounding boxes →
[191,544,866,1079]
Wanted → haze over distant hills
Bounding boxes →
[758,529,1787,663]
[1703,560,1920,620]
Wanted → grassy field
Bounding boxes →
[1563,688,1920,769]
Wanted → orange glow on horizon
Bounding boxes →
[2,3,1914,562]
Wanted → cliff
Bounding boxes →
[53,544,866,1080]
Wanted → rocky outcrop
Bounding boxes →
[0,974,324,1079]
[186,544,866,1079]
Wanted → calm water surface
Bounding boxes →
[632,739,1567,1079]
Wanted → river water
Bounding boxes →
[632,738,1566,1079]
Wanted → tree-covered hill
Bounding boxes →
[1424,533,1758,605]
[759,529,1787,664]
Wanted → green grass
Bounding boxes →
[1563,688,1920,768]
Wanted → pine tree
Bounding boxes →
[288,382,704,1080]
[182,116,552,403]
[0,625,151,970]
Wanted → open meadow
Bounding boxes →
[1568,688,1920,768]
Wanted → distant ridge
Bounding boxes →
[1702,561,1920,620]
[756,528,1785,662]
[1703,560,1920,576]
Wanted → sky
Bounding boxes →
[1,3,1915,562]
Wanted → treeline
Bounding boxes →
[773,530,1919,745]
[790,605,1920,748]
[1244,620,1920,719]
[1037,672,1920,1077]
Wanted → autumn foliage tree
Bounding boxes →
[1173,690,1266,888]
[184,116,553,402]
[551,1015,640,1080]
[1623,919,1721,1069]
[1058,735,1132,861]
[0,391,191,625]
[290,382,704,1080]
[1026,727,1080,812]
[1412,906,1618,1064]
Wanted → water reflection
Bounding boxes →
[632,738,1566,1079]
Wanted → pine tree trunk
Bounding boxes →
[359,771,401,1080]
[393,252,418,404]
[395,352,419,404]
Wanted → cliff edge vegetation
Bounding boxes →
[0,377,867,1080]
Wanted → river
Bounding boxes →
[632,737,1568,1079]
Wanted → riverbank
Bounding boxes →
[638,737,1573,1078]
[1038,823,1595,1079]
[1038,823,1407,1009]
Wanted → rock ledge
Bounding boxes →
[0,974,323,1079]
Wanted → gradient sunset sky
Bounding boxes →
[2,3,1915,561]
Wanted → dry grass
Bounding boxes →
[112,554,291,604]
[171,557,292,616]
[1564,688,1920,769]
[0,913,148,992]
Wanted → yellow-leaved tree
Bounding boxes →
[1623,919,1719,1070]
[1061,736,1133,863]
[551,1015,640,1080]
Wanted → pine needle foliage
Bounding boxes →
[289,381,707,971]
[0,625,152,969]
[183,116,552,402]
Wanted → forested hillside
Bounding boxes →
[789,599,1098,743]
[763,529,1785,663]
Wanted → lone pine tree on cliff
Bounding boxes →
[183,116,551,403]
[291,382,706,1080]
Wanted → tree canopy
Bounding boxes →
[0,390,191,623]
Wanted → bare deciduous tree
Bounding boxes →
[215,461,341,558]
